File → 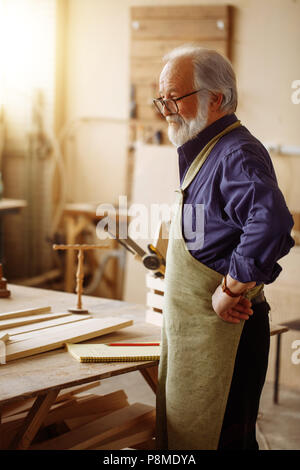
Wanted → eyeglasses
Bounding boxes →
[153,89,203,116]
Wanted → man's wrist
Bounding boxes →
[225,274,256,295]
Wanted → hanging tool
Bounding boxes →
[105,227,165,278]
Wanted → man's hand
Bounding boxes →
[212,284,253,324]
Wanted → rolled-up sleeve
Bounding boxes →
[220,146,295,284]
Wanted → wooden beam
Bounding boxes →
[139,365,158,394]
[8,389,59,450]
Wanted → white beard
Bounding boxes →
[167,110,208,148]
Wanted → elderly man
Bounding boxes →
[154,46,294,450]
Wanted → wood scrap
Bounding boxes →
[8,389,59,450]
[1,381,101,419]
[0,331,9,342]
[1,388,155,451]
[87,412,155,450]
[9,315,91,343]
[30,402,155,450]
[0,311,76,332]
[0,306,51,321]
[56,381,101,402]
[5,317,134,362]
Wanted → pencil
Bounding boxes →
[108,342,160,346]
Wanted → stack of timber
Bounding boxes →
[0,382,156,450]
[0,306,133,362]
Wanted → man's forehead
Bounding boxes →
[159,57,194,93]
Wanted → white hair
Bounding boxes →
[163,45,237,114]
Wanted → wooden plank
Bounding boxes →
[131,19,228,41]
[131,39,228,59]
[31,402,154,450]
[3,313,89,337]
[135,104,161,121]
[56,381,101,402]
[0,331,9,342]
[9,315,91,343]
[147,292,164,311]
[139,365,158,394]
[270,323,289,336]
[146,274,165,292]
[5,317,134,362]
[0,311,72,331]
[145,310,163,327]
[133,438,156,450]
[8,389,59,450]
[44,390,129,428]
[131,58,163,85]
[131,5,228,21]
[0,381,101,419]
[0,306,51,321]
[87,413,155,450]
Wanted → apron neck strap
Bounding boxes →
[181,120,241,191]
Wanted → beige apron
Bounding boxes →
[156,121,263,450]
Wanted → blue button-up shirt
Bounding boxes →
[179,113,294,284]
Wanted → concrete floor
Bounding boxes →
[94,373,300,450]
[257,381,300,450]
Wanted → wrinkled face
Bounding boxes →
[159,57,209,147]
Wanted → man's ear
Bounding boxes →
[210,92,223,111]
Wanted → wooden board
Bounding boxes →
[131,18,228,41]
[0,331,9,342]
[5,317,134,362]
[0,381,101,419]
[0,311,73,331]
[8,315,91,343]
[131,5,228,20]
[0,306,51,321]
[131,39,227,59]
[87,412,155,450]
[31,402,154,450]
[3,313,89,337]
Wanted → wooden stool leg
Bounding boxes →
[140,365,158,394]
[8,389,59,450]
[274,334,281,404]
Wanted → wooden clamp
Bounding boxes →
[0,263,11,298]
[53,244,110,314]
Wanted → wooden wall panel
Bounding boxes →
[129,5,230,141]
[131,19,228,41]
[127,5,231,198]
[131,5,228,20]
[131,39,228,60]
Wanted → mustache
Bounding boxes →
[166,115,185,124]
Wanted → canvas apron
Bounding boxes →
[156,120,263,450]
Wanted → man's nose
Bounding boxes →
[161,102,173,117]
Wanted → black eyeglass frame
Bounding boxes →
[153,88,218,116]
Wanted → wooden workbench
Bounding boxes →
[0,285,160,449]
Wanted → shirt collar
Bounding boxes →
[178,113,238,182]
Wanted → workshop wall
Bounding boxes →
[64,0,300,204]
